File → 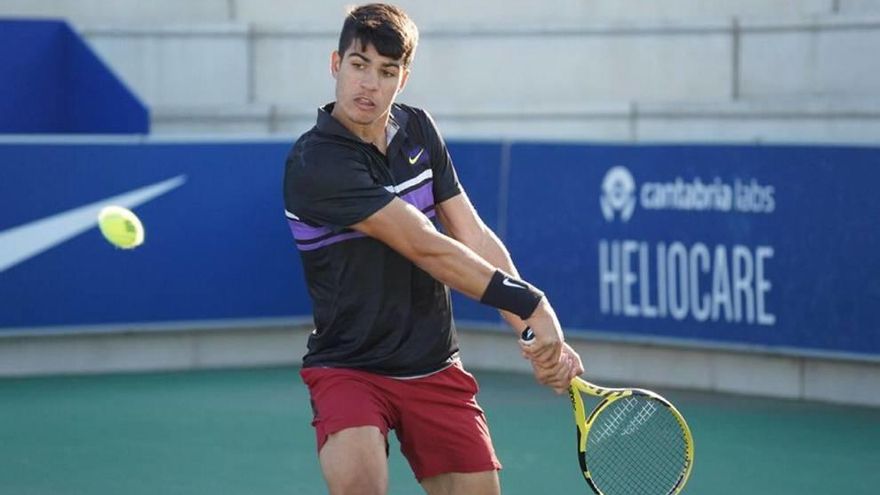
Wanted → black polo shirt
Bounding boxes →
[283,103,463,377]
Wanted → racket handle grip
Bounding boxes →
[520,327,535,343]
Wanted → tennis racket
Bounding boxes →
[521,328,694,495]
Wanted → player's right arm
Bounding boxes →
[354,197,495,300]
[352,197,580,392]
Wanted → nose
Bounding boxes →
[359,70,379,91]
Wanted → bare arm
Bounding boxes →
[435,192,527,332]
[433,191,562,350]
[352,197,497,300]
[435,192,584,393]
[353,195,582,393]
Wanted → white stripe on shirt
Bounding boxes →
[384,168,433,194]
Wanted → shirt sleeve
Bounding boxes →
[284,142,395,229]
[421,110,462,204]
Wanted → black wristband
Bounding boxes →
[479,270,544,319]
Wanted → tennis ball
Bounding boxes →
[97,206,144,249]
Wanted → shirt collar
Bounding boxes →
[316,103,410,147]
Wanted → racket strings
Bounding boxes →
[586,396,688,495]
[591,416,683,493]
[594,417,684,493]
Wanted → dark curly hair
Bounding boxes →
[338,3,419,67]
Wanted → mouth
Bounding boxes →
[353,96,376,111]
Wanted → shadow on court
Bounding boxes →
[1,366,877,494]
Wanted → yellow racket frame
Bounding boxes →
[569,377,695,495]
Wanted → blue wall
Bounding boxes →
[1,140,878,359]
[0,19,148,134]
[0,142,304,325]
[506,144,880,356]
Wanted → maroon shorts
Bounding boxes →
[300,363,502,481]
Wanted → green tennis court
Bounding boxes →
[1,366,878,494]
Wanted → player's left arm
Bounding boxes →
[436,192,584,387]
[418,109,526,331]
[435,192,526,333]
[422,107,582,387]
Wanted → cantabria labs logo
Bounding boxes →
[600,165,776,222]
[600,166,636,222]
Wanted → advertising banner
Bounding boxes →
[3,140,878,359]
[506,144,880,357]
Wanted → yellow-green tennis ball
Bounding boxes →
[97,206,144,249]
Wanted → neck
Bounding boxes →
[331,105,389,151]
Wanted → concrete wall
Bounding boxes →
[73,15,880,143]
[631,100,880,144]
[9,0,879,26]
[840,0,880,14]
[2,325,878,407]
[149,99,880,144]
[151,104,275,135]
[84,24,250,106]
[253,23,734,109]
[230,0,838,27]
[739,17,880,99]
[5,1,877,142]
[0,0,232,24]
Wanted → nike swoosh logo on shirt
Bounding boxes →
[408,148,425,165]
[0,175,187,273]
[502,278,527,289]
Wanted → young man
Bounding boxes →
[283,4,584,495]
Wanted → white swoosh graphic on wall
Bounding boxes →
[0,175,186,273]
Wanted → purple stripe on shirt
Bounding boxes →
[287,180,437,252]
[288,219,333,241]
[297,230,367,251]
[288,218,367,251]
[399,181,435,212]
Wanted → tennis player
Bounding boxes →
[283,4,584,494]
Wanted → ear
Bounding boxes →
[330,51,341,79]
[396,67,411,94]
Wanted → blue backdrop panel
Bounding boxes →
[3,140,879,359]
[506,144,880,357]
[0,141,307,328]
[0,19,148,134]
[0,21,67,132]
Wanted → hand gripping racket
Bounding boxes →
[521,328,694,495]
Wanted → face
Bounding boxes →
[331,41,410,132]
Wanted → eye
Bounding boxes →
[382,70,397,78]
[351,62,365,69]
